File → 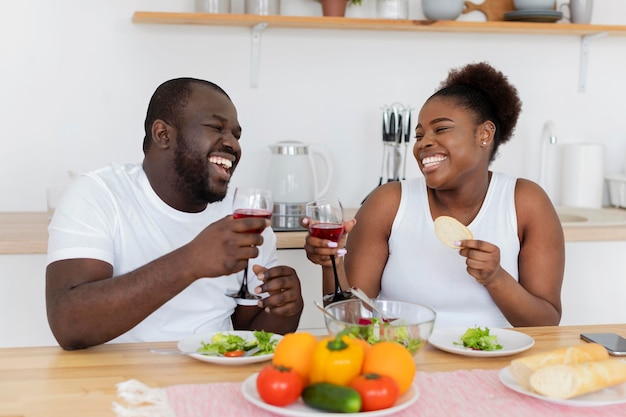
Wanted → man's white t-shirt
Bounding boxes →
[47,162,278,343]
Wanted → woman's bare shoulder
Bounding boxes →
[351,182,402,238]
[357,182,402,217]
[514,178,562,232]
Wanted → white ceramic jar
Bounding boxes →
[194,0,230,13]
[377,0,409,19]
[421,0,464,20]
[244,0,280,15]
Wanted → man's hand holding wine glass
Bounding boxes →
[225,188,303,327]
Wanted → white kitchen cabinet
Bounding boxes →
[0,255,56,347]
[560,241,626,326]
[276,249,327,335]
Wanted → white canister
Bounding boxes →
[194,0,230,13]
[377,0,409,19]
[560,143,604,208]
[606,175,626,208]
[421,0,464,20]
[245,0,280,15]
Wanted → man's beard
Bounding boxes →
[172,135,228,205]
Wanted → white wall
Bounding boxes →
[2,0,626,211]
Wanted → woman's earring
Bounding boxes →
[481,141,487,146]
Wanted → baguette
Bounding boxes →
[529,359,626,399]
[434,216,473,248]
[510,343,609,389]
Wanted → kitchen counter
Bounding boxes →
[1,208,625,254]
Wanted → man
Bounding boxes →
[46,78,304,350]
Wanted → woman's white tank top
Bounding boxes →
[379,172,520,329]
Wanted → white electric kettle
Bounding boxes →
[267,141,333,230]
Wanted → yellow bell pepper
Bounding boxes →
[309,334,365,386]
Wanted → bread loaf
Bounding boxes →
[434,216,473,248]
[529,359,626,399]
[510,343,609,389]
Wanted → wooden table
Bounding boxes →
[1,323,624,417]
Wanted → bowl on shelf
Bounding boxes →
[513,0,555,10]
[323,298,436,357]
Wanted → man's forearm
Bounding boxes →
[47,247,197,350]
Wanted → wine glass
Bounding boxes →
[305,198,352,303]
[226,187,273,302]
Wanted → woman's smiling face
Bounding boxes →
[414,96,486,190]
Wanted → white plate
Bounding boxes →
[428,327,534,357]
[177,330,282,365]
[242,373,419,416]
[499,367,626,407]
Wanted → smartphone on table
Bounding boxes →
[580,333,626,356]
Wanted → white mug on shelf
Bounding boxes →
[560,0,593,24]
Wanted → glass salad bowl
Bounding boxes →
[324,298,436,358]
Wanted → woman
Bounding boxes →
[304,62,564,328]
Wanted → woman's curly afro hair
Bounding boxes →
[430,62,522,162]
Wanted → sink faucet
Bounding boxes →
[539,121,557,198]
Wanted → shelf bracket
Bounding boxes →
[250,22,268,88]
[578,32,608,93]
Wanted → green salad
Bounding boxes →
[343,318,425,354]
[197,331,277,356]
[454,327,503,351]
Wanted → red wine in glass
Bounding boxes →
[309,223,344,242]
[305,198,352,304]
[227,188,273,301]
[233,209,272,233]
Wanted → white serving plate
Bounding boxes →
[500,367,626,407]
[177,330,281,365]
[429,327,534,357]
[242,372,419,416]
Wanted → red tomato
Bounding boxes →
[224,350,245,357]
[349,373,399,412]
[256,364,303,406]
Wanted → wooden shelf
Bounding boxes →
[132,12,625,89]
[132,11,626,36]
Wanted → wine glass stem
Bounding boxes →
[238,262,249,298]
[330,255,342,296]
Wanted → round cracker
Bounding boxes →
[434,216,473,248]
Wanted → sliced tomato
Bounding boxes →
[256,364,303,406]
[349,373,399,412]
[224,350,245,357]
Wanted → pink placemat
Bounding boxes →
[114,369,626,417]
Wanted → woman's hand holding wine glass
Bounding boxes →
[305,198,353,303]
[226,187,273,302]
